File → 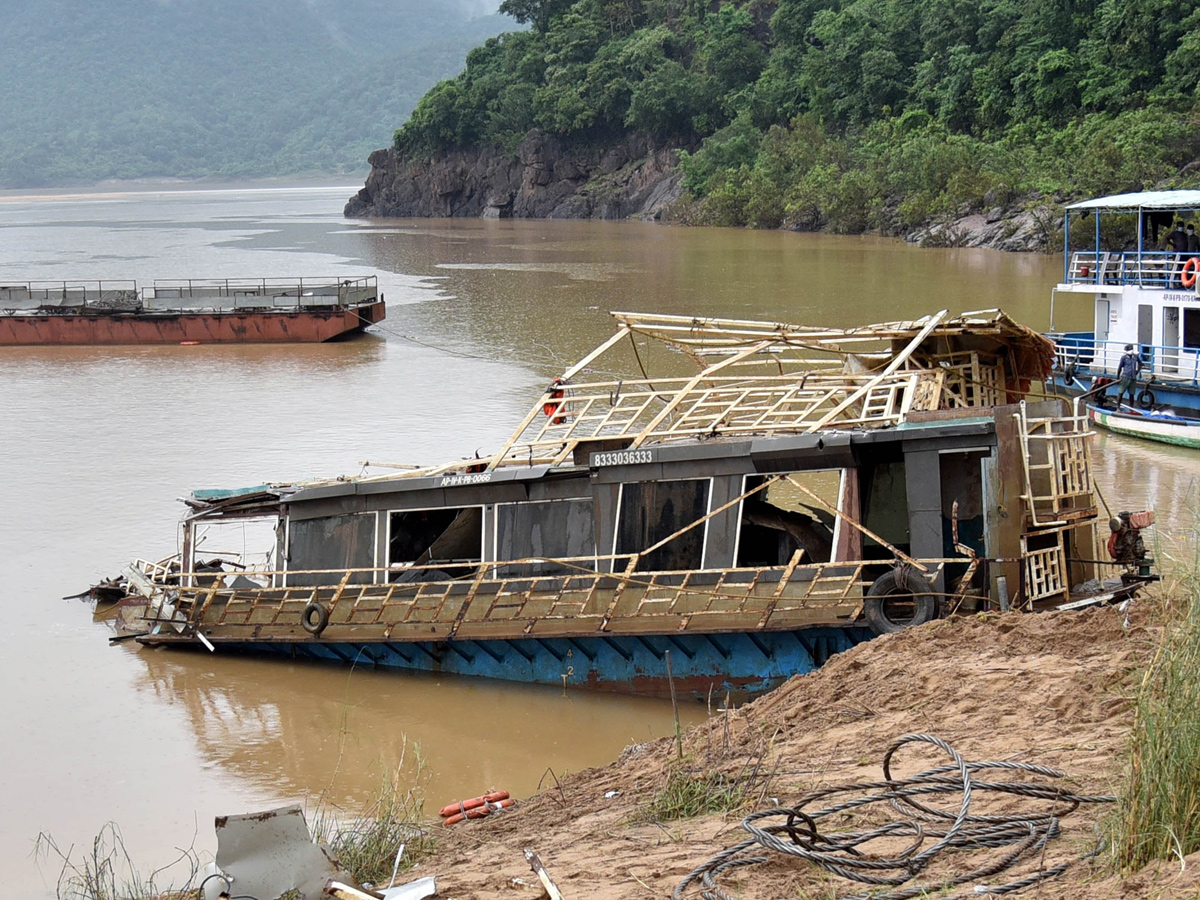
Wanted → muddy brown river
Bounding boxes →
[0,187,1194,896]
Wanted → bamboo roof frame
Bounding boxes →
[190,308,1056,502]
[474,308,1054,472]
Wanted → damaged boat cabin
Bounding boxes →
[116,309,1153,698]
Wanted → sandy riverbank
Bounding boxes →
[417,601,1200,899]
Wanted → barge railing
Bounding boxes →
[143,276,378,310]
[0,276,379,313]
[0,280,139,309]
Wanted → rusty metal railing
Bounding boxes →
[130,554,974,642]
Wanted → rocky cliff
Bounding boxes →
[344,129,1059,252]
[344,131,682,221]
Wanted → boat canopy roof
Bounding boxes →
[1065,190,1200,212]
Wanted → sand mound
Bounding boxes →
[420,602,1196,899]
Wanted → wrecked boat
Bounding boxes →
[0,276,384,344]
[101,309,1156,698]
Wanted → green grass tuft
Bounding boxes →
[34,822,198,900]
[310,742,435,887]
[1112,542,1200,872]
[643,752,770,823]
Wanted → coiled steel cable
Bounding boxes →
[675,733,1114,900]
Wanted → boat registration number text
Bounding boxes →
[593,449,654,467]
[442,472,492,486]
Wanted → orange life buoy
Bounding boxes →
[542,378,567,424]
[441,796,514,826]
[439,790,510,819]
[1183,257,1199,288]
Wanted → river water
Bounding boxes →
[0,186,1195,896]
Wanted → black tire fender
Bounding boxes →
[1137,388,1155,410]
[863,568,937,636]
[301,601,329,636]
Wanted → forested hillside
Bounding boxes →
[391,0,1200,234]
[0,0,507,188]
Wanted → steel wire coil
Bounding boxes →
[675,733,1113,900]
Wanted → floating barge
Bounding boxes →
[102,309,1155,698]
[0,276,384,345]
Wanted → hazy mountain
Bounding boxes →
[0,0,508,187]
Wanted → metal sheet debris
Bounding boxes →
[208,805,348,900]
[379,876,437,900]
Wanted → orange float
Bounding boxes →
[440,793,514,826]
[439,790,510,819]
[1183,257,1199,288]
[542,378,567,424]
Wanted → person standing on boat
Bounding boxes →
[1188,224,1199,253]
[1115,344,1142,409]
[1166,221,1188,252]
[1163,222,1189,286]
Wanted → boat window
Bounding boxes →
[191,516,278,587]
[860,461,909,549]
[389,507,482,581]
[737,472,839,566]
[494,499,595,577]
[286,513,376,587]
[1185,308,1200,350]
[615,479,710,572]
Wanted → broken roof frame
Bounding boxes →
[344,308,1056,483]
[175,308,1057,529]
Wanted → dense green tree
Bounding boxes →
[499,0,576,31]
[391,0,1200,232]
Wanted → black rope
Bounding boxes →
[674,733,1112,900]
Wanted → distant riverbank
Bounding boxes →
[345,135,1056,253]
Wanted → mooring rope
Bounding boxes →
[674,733,1113,900]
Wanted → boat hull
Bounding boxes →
[1087,404,1200,448]
[142,627,874,701]
[0,301,385,345]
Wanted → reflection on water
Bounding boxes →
[2,190,1195,897]
[130,646,704,808]
[1091,429,1200,552]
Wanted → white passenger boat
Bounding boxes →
[1048,190,1200,446]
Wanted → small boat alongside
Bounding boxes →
[0,276,385,345]
[95,309,1156,699]
[1047,190,1200,446]
[1085,403,1200,449]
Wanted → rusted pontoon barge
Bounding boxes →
[108,310,1155,698]
[0,277,384,344]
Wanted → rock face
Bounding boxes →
[345,131,1060,254]
[344,131,682,221]
[904,193,1058,252]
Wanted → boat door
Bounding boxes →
[1094,297,1109,358]
[1138,304,1153,344]
[1164,306,1180,373]
[1138,303,1154,367]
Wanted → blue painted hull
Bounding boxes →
[196,627,874,700]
